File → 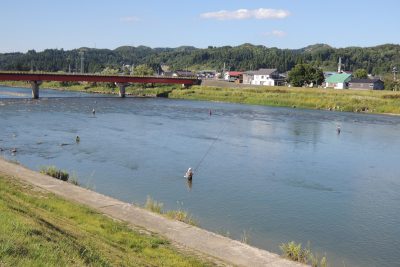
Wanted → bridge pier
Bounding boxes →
[115,82,130,97]
[29,80,42,99]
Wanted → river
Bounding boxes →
[1,86,400,267]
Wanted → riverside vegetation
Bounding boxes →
[280,241,328,267]
[169,85,400,114]
[2,80,400,115]
[0,80,178,97]
[0,175,214,266]
[38,166,198,226]
[34,165,329,265]
[144,196,197,226]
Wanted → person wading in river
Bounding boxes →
[185,168,193,180]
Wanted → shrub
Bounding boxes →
[280,241,310,263]
[40,166,69,181]
[280,241,328,267]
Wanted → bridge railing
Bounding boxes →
[0,71,199,80]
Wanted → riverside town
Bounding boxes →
[1,1,400,267]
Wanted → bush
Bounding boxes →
[40,166,69,181]
[280,241,310,263]
[280,241,328,266]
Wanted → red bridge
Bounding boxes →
[0,72,200,98]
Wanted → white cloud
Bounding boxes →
[120,16,140,23]
[200,8,290,20]
[263,30,287,37]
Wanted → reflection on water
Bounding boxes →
[1,86,400,267]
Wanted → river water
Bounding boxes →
[1,86,400,267]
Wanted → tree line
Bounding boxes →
[0,43,399,77]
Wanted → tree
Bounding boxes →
[287,64,324,87]
[101,67,119,75]
[100,67,119,88]
[133,64,154,76]
[354,68,368,79]
[383,74,400,91]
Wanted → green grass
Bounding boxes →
[169,85,400,115]
[4,80,400,115]
[145,195,164,214]
[144,196,198,226]
[40,166,69,181]
[0,80,177,97]
[0,175,213,266]
[280,241,327,267]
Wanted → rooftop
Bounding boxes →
[325,73,352,83]
[350,78,382,83]
[228,71,243,76]
[246,68,277,76]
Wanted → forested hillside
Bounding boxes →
[0,43,399,75]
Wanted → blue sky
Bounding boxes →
[1,0,399,52]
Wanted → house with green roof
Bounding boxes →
[325,73,352,89]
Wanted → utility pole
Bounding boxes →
[79,51,84,74]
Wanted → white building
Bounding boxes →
[325,73,352,89]
[243,69,281,86]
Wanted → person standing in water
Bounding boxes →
[185,168,193,180]
[92,108,96,116]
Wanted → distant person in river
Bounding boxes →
[185,168,193,180]
[337,125,341,134]
[209,109,212,116]
[76,136,80,143]
[92,108,96,116]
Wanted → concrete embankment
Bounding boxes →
[0,158,304,267]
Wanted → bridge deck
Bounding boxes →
[0,72,199,85]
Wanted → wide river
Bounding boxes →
[1,86,400,267]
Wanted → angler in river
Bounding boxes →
[185,167,193,180]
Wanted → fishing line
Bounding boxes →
[193,122,227,173]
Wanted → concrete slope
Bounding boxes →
[0,158,305,267]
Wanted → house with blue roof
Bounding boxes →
[325,73,352,89]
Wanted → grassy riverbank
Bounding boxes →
[0,81,177,97]
[3,80,400,115]
[0,175,213,267]
[169,85,400,114]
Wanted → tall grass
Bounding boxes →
[240,230,250,244]
[145,196,164,214]
[40,166,69,181]
[166,210,197,226]
[144,196,197,226]
[169,85,400,115]
[280,241,327,267]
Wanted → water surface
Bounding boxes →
[1,86,400,267]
